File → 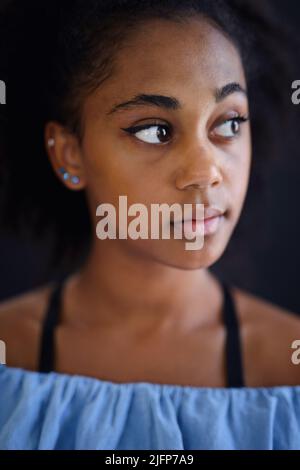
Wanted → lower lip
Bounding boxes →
[203,216,224,236]
[173,216,224,238]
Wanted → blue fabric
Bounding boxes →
[0,365,300,450]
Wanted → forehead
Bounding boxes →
[86,17,246,115]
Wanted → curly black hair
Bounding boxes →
[0,0,298,271]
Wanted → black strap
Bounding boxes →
[221,281,245,388]
[38,278,245,388]
[38,281,64,373]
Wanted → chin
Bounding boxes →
[168,247,227,271]
[138,237,229,271]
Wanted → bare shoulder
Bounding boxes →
[0,283,54,370]
[232,286,300,387]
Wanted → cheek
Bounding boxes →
[82,125,168,204]
[81,131,134,198]
[226,141,252,214]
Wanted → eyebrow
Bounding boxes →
[215,82,247,103]
[106,82,247,115]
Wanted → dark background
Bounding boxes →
[0,0,300,314]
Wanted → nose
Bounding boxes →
[175,143,223,191]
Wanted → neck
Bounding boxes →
[64,239,223,332]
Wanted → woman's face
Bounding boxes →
[54,17,252,270]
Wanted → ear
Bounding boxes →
[44,121,87,191]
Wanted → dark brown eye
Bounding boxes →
[214,117,248,139]
[122,124,172,144]
[156,126,170,143]
[231,120,240,134]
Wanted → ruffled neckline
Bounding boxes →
[1,364,299,393]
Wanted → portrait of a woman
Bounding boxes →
[0,0,300,450]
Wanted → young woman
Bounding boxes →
[0,0,299,450]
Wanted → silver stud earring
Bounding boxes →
[59,167,80,185]
[59,167,70,180]
[71,175,80,185]
[48,138,55,147]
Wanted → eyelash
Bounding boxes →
[121,115,249,145]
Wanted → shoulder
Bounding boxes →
[0,283,54,370]
[232,286,300,387]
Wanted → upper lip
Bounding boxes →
[171,207,225,224]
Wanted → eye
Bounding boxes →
[122,123,172,144]
[213,116,249,139]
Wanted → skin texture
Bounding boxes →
[0,17,300,388]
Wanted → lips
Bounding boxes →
[171,207,226,224]
[202,207,225,221]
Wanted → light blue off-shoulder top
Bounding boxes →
[0,365,299,450]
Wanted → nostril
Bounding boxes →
[212,178,221,187]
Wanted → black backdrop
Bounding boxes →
[0,0,300,315]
